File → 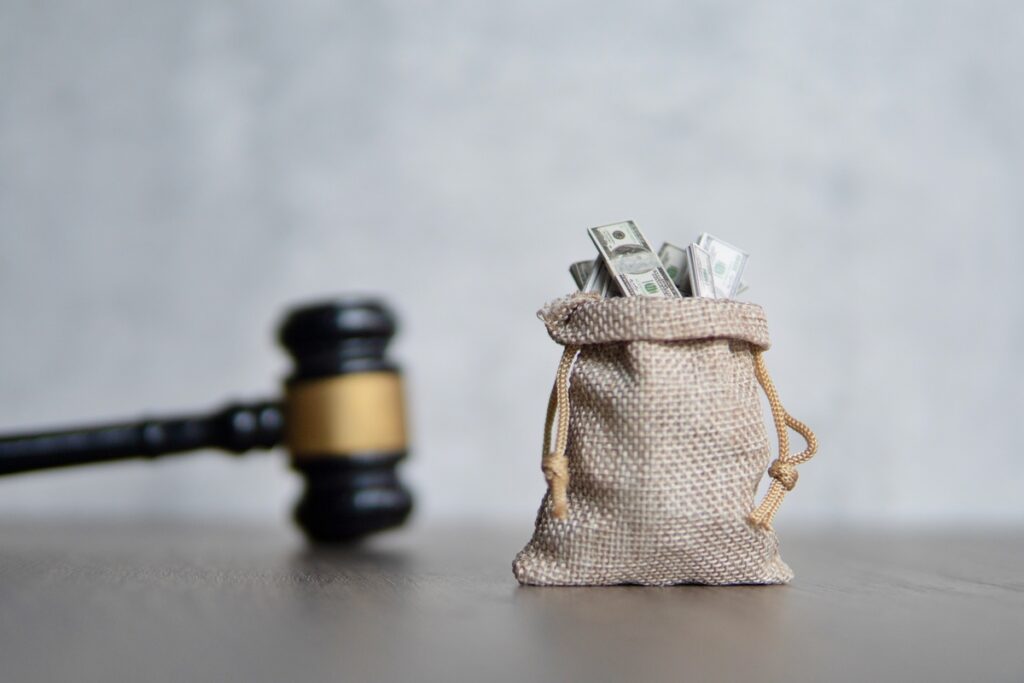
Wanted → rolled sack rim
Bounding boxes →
[537,292,771,349]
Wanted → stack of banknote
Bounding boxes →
[569,221,749,299]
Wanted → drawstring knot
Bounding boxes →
[541,453,570,518]
[767,459,799,490]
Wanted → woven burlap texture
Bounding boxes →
[513,293,793,586]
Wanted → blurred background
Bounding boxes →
[0,1,1020,530]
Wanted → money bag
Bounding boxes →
[513,293,818,586]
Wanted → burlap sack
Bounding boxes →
[513,293,817,586]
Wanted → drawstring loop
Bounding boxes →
[749,350,819,529]
[541,345,579,519]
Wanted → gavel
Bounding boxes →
[0,297,413,542]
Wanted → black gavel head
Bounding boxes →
[278,298,413,542]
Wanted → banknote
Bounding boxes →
[602,275,620,297]
[588,221,681,298]
[687,243,717,298]
[696,233,748,299]
[737,280,749,296]
[569,260,594,290]
[658,242,691,295]
[582,258,610,294]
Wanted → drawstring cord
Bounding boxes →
[541,345,579,520]
[749,350,818,529]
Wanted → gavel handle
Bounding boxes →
[0,401,284,476]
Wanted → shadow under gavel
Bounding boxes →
[0,298,413,543]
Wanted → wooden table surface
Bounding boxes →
[0,520,1021,683]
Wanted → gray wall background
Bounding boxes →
[1,1,1021,528]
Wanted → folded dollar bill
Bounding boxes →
[696,233,748,299]
[686,243,717,298]
[582,258,610,295]
[569,260,594,290]
[658,242,692,296]
[589,221,681,298]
